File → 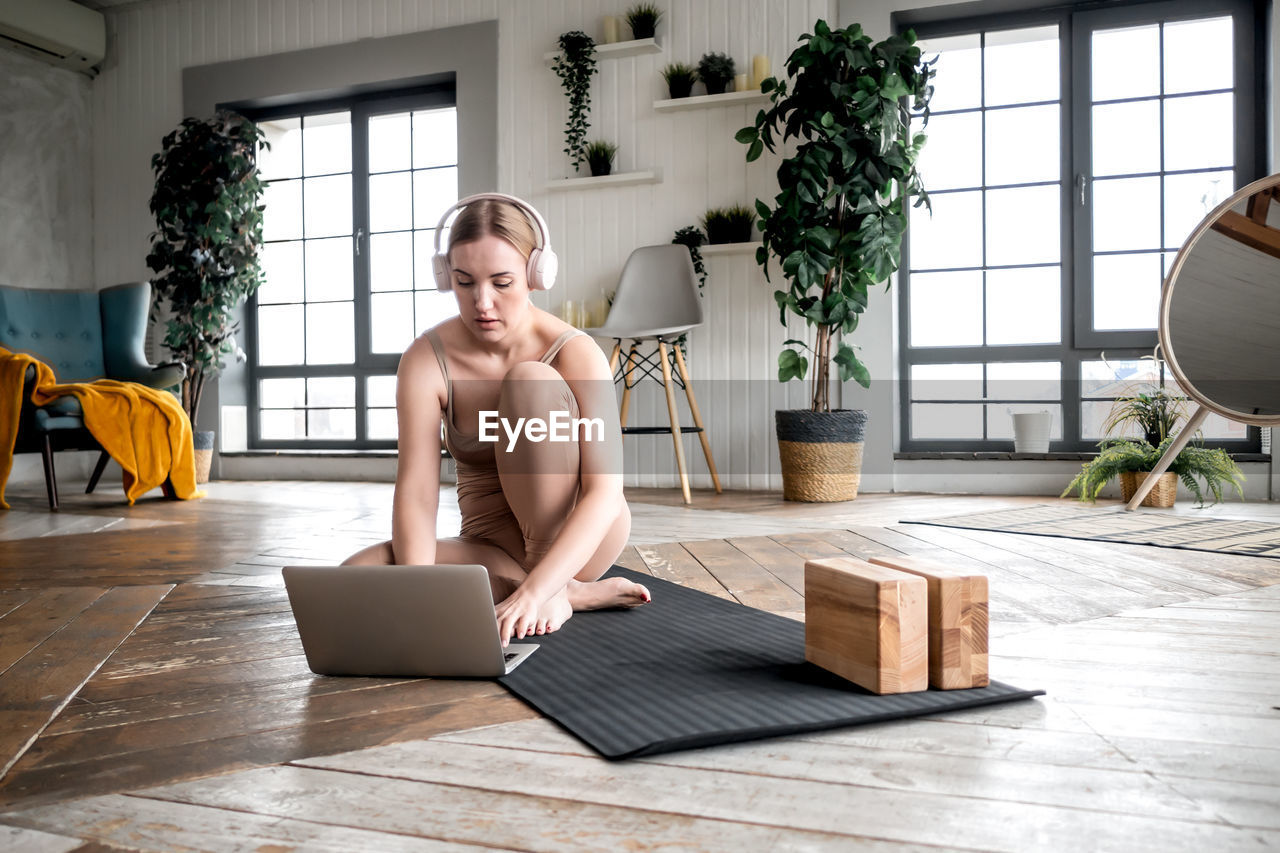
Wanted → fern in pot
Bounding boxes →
[735,21,933,501]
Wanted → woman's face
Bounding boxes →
[448,235,532,342]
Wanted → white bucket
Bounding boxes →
[1011,411,1052,453]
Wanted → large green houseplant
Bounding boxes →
[1062,384,1244,506]
[735,20,933,500]
[147,110,267,477]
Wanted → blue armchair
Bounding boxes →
[0,282,185,509]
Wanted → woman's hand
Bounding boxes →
[495,587,547,646]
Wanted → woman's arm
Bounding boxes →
[390,334,447,566]
[510,334,625,603]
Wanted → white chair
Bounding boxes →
[585,244,721,504]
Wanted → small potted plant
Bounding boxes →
[661,62,698,98]
[701,204,756,244]
[625,3,663,40]
[1061,384,1245,506]
[697,51,736,95]
[551,31,597,173]
[585,140,618,177]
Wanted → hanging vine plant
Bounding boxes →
[552,31,598,173]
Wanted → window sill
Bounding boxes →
[895,451,1270,462]
[223,449,399,459]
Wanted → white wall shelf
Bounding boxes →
[700,241,759,256]
[654,89,770,112]
[545,170,662,191]
[544,37,662,66]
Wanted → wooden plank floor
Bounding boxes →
[0,480,1277,850]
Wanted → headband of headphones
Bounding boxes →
[431,192,558,291]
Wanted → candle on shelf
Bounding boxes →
[733,73,748,92]
[751,54,770,88]
[602,15,619,44]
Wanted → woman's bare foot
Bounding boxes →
[566,576,652,612]
[534,586,573,635]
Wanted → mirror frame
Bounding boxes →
[1158,171,1280,427]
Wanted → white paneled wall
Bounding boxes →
[93,0,840,490]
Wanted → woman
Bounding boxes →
[344,193,649,644]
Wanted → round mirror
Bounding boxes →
[1162,172,1280,424]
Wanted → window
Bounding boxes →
[244,86,459,449]
[899,0,1263,451]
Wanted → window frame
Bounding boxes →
[236,82,458,451]
[896,0,1265,454]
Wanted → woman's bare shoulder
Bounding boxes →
[554,330,612,380]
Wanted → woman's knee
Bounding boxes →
[341,540,394,566]
[499,361,575,416]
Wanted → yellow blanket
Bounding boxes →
[0,346,202,509]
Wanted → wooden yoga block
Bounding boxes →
[804,557,928,695]
[869,554,989,690]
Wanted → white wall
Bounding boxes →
[90,0,837,491]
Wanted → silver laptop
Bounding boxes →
[282,563,538,677]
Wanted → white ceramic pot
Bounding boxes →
[1011,411,1052,453]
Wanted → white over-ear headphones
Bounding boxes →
[431,192,558,291]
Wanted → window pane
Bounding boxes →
[369,112,411,173]
[1092,24,1159,101]
[416,289,459,332]
[305,301,354,364]
[983,25,1058,107]
[260,377,305,408]
[307,376,354,407]
[1093,177,1160,252]
[985,104,1058,185]
[1081,358,1160,397]
[413,167,458,230]
[987,361,1060,400]
[915,112,981,191]
[304,237,353,301]
[258,117,301,180]
[1092,100,1160,177]
[986,185,1060,266]
[371,231,414,292]
[986,266,1060,344]
[909,190,982,270]
[909,271,982,347]
[1164,93,1233,171]
[912,403,984,439]
[1164,17,1232,95]
[911,363,983,401]
[1164,169,1233,250]
[369,172,413,233]
[414,229,442,291]
[258,241,303,304]
[1092,252,1162,331]
[367,408,399,440]
[988,404,1062,439]
[257,304,304,366]
[307,408,355,439]
[262,179,302,242]
[371,291,416,355]
[303,175,352,238]
[367,375,397,407]
[413,108,458,169]
[918,33,981,112]
[261,408,305,440]
[302,112,351,176]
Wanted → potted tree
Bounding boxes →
[1062,384,1245,506]
[735,21,933,501]
[147,110,268,482]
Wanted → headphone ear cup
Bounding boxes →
[526,248,543,290]
[532,248,558,291]
[432,253,452,291]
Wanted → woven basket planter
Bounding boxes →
[193,430,215,484]
[1119,470,1177,507]
[775,409,868,502]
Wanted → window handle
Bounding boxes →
[355,226,365,256]
[1076,174,1088,206]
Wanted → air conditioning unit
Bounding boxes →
[0,0,106,74]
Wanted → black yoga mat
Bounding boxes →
[500,567,1043,760]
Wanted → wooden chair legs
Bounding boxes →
[619,344,638,428]
[656,340,693,505]
[672,344,721,494]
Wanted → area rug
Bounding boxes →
[499,567,1042,760]
[903,504,1280,558]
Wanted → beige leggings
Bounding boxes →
[350,360,630,588]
